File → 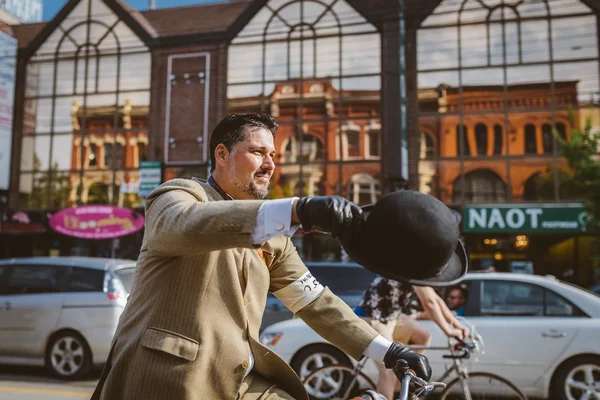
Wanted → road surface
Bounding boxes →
[0,366,99,400]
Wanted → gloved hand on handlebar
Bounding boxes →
[383,342,432,381]
[294,196,364,240]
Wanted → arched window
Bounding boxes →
[283,134,324,163]
[453,169,507,203]
[475,123,488,156]
[493,124,503,155]
[525,124,537,154]
[420,132,435,159]
[347,174,381,205]
[542,124,553,154]
[523,173,541,201]
[456,124,470,156]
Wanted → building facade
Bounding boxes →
[2,0,600,287]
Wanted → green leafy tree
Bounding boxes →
[537,115,600,230]
[536,112,600,270]
[23,154,73,209]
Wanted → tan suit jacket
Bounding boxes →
[91,178,379,400]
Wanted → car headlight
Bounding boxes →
[260,332,283,346]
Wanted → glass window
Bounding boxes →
[493,125,503,155]
[227,0,381,199]
[456,125,470,156]
[421,132,435,159]
[21,0,150,209]
[68,268,105,292]
[475,123,488,156]
[481,281,544,316]
[347,130,360,158]
[418,0,599,207]
[546,290,575,317]
[104,143,112,167]
[0,266,9,294]
[523,173,540,201]
[138,142,147,164]
[525,124,537,154]
[368,131,380,157]
[7,265,63,295]
[542,123,554,154]
[88,143,98,167]
[453,169,507,203]
[347,174,381,205]
[115,143,123,168]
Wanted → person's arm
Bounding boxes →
[435,295,470,338]
[267,237,431,380]
[413,286,464,339]
[145,179,266,256]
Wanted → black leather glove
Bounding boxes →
[295,196,364,239]
[383,342,432,381]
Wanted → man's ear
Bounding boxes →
[214,144,229,166]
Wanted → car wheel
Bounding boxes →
[290,344,351,381]
[45,331,92,380]
[551,355,600,400]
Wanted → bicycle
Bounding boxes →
[303,321,527,400]
[349,359,446,400]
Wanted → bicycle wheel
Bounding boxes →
[303,364,376,400]
[439,372,527,400]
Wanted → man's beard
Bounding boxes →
[227,158,270,200]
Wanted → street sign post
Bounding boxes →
[139,161,162,198]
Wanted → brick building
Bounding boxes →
[2,0,600,286]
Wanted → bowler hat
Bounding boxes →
[341,190,468,287]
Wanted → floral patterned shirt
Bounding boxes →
[356,276,414,323]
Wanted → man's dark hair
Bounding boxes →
[209,112,278,172]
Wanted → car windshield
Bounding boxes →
[113,267,135,292]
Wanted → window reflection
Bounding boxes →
[228,0,381,200]
[418,0,599,204]
[21,0,151,209]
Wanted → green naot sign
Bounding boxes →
[463,204,589,234]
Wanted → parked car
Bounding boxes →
[0,257,136,379]
[260,272,600,400]
[261,262,376,331]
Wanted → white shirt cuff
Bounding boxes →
[363,335,393,364]
[252,197,300,244]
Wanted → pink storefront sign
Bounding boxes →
[49,206,145,239]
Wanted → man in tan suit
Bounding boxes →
[92,112,430,400]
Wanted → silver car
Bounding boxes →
[0,256,135,379]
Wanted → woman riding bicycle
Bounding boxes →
[354,278,470,400]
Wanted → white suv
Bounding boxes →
[0,256,135,379]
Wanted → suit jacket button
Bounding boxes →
[241,361,249,369]
[235,224,241,232]
[243,299,249,306]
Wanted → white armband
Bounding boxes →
[273,271,324,313]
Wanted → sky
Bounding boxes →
[42,0,226,21]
